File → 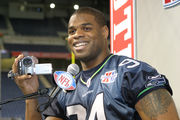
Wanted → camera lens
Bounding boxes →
[23,57,32,67]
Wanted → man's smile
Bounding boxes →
[73,41,89,50]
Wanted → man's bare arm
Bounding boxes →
[12,54,63,120]
[135,88,179,120]
[25,99,42,120]
[26,99,63,120]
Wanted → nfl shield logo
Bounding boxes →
[54,71,76,90]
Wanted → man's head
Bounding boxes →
[69,7,106,27]
[67,7,110,65]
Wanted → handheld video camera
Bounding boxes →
[18,56,52,75]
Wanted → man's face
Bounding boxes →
[67,13,108,62]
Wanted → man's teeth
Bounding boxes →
[75,42,88,47]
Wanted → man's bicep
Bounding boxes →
[135,88,179,120]
[46,116,63,120]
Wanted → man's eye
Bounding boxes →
[68,30,75,35]
[83,27,92,31]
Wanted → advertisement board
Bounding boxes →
[110,0,136,58]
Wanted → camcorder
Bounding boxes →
[18,56,52,75]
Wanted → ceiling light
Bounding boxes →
[74,4,79,10]
[50,3,55,9]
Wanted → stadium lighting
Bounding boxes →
[50,3,55,9]
[74,4,79,10]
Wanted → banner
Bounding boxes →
[110,0,136,58]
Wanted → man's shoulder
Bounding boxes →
[108,54,141,68]
[110,54,139,63]
[107,54,156,74]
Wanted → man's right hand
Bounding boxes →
[12,54,39,95]
[12,54,63,120]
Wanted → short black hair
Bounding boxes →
[70,7,106,27]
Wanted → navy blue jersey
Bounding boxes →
[42,54,172,120]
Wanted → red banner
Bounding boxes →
[110,0,136,58]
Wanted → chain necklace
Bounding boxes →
[80,54,114,87]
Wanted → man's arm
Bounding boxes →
[25,99,41,120]
[135,88,179,120]
[25,99,63,120]
[12,54,63,120]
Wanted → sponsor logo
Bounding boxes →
[101,70,117,83]
[145,75,166,88]
[163,0,180,8]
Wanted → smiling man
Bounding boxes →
[67,10,110,70]
[12,7,179,120]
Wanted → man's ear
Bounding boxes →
[102,25,109,39]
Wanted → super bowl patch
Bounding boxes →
[145,74,166,88]
[101,70,117,83]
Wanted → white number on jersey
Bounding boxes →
[119,58,140,68]
[66,93,106,120]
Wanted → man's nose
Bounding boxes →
[73,29,84,39]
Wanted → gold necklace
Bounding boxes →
[80,54,114,87]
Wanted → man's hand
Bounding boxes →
[135,88,179,120]
[12,54,64,120]
[12,54,39,94]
